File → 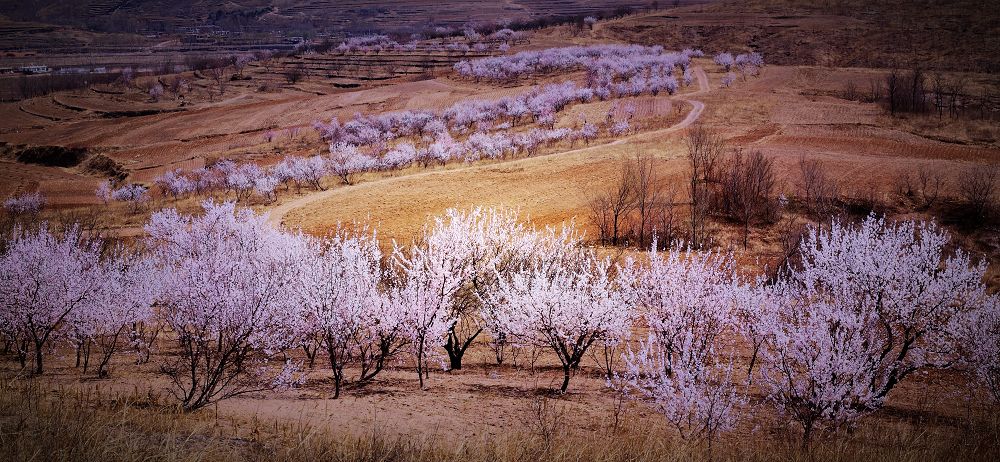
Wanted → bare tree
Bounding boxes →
[718,149,778,249]
[842,80,859,101]
[589,158,637,246]
[230,54,252,79]
[207,67,226,95]
[867,76,883,103]
[651,184,680,249]
[256,50,275,73]
[916,166,944,209]
[284,64,307,84]
[796,156,839,216]
[685,125,725,248]
[932,73,946,119]
[632,153,662,249]
[960,165,998,219]
[167,77,188,100]
[685,124,725,183]
[589,195,612,245]
[886,69,900,115]
[610,161,638,246]
[947,78,967,119]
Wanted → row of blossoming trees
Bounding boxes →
[334,29,527,55]
[137,45,727,206]
[2,203,999,445]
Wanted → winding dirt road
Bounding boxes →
[266,67,710,229]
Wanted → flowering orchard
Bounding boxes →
[1,204,996,446]
[334,28,524,55]
[137,44,746,206]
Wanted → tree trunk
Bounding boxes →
[560,365,571,393]
[801,419,814,449]
[33,340,44,375]
[445,328,482,371]
[82,340,91,374]
[746,343,760,385]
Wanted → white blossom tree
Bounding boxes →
[484,249,632,392]
[758,216,990,443]
[0,225,103,374]
[146,200,307,410]
[621,248,746,448]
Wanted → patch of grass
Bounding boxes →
[1,377,997,462]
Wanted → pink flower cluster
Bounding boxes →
[3,191,45,215]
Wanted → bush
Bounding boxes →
[15,145,90,167]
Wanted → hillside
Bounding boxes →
[0,0,666,50]
[595,0,1000,72]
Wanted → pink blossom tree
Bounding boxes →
[963,295,1000,404]
[149,83,164,102]
[146,201,307,410]
[110,184,150,213]
[289,156,329,191]
[328,143,377,185]
[78,249,159,377]
[390,229,471,388]
[620,248,746,449]
[96,181,112,205]
[0,225,103,374]
[713,52,734,71]
[484,248,632,392]
[720,73,736,88]
[296,230,386,397]
[3,191,45,216]
[416,208,581,371]
[759,216,990,442]
[155,169,194,200]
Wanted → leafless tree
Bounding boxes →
[893,171,915,200]
[589,195,612,245]
[685,124,725,184]
[589,158,637,246]
[631,153,663,248]
[886,69,900,115]
[909,68,926,113]
[284,64,307,84]
[167,77,188,100]
[651,185,680,249]
[256,50,275,73]
[717,149,778,249]
[867,76,883,103]
[768,215,808,283]
[685,125,725,248]
[932,73,946,119]
[916,166,944,209]
[885,68,928,115]
[207,67,226,95]
[796,156,839,216]
[230,54,252,79]
[947,78,967,118]
[960,165,998,219]
[842,80,859,101]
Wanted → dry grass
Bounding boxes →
[1,376,997,462]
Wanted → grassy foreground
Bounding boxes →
[1,378,998,462]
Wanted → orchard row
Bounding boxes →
[2,205,997,445]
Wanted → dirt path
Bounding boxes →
[266,67,710,229]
